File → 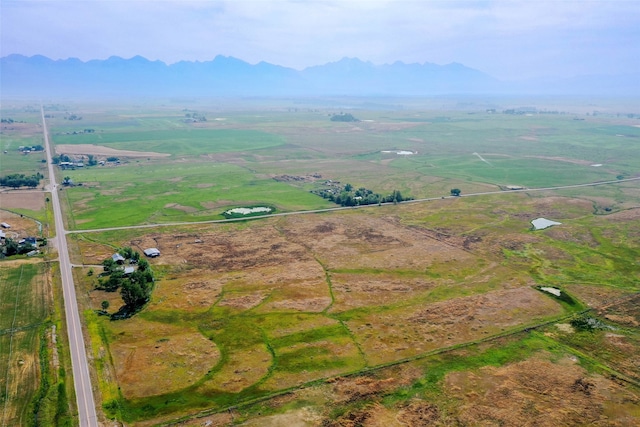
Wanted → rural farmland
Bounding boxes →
[2,99,640,426]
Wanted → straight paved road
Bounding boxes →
[41,107,98,427]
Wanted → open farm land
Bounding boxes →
[0,107,48,178]
[4,100,638,425]
[72,188,640,425]
[0,262,55,426]
[48,104,640,230]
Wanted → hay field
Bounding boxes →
[0,262,49,426]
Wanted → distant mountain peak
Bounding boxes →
[1,54,635,97]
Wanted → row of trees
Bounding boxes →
[312,183,413,207]
[0,172,43,188]
[52,154,71,164]
[97,248,153,316]
[330,113,359,122]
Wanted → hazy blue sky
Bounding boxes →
[2,0,639,80]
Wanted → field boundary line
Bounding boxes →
[66,176,640,235]
[158,308,591,426]
[0,321,49,337]
[1,265,24,427]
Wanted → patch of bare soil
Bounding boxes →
[525,155,594,166]
[1,121,41,137]
[164,203,198,213]
[281,214,475,271]
[445,357,640,426]
[330,273,435,310]
[197,343,272,394]
[239,407,322,427]
[329,376,401,404]
[565,284,634,310]
[0,191,45,211]
[604,207,640,222]
[200,199,234,210]
[74,240,114,265]
[0,210,41,238]
[218,291,269,310]
[272,173,323,183]
[55,143,169,158]
[147,226,313,271]
[396,400,441,426]
[362,122,422,132]
[159,273,223,310]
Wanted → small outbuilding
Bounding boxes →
[143,248,161,258]
[123,266,135,275]
[112,253,125,264]
[1,222,10,229]
[19,237,37,246]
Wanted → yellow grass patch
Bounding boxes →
[445,356,640,426]
[349,287,563,365]
[54,144,169,158]
[0,191,45,211]
[108,319,219,399]
[197,344,272,394]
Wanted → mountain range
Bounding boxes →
[1,54,638,98]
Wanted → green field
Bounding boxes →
[53,129,285,156]
[0,262,65,427]
[48,105,640,230]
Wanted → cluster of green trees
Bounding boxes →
[184,112,207,122]
[0,172,43,188]
[1,238,38,257]
[20,145,44,152]
[52,154,71,164]
[312,183,412,207]
[330,113,359,122]
[97,248,154,315]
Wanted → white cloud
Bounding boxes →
[1,0,639,79]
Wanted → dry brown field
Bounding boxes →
[0,191,45,212]
[0,209,43,237]
[67,192,640,425]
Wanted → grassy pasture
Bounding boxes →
[61,160,333,229]
[52,129,284,157]
[50,107,640,232]
[0,262,49,427]
[0,111,47,177]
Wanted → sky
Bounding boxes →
[2,0,639,80]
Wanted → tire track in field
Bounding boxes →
[473,151,493,165]
[1,265,23,427]
[66,176,640,235]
